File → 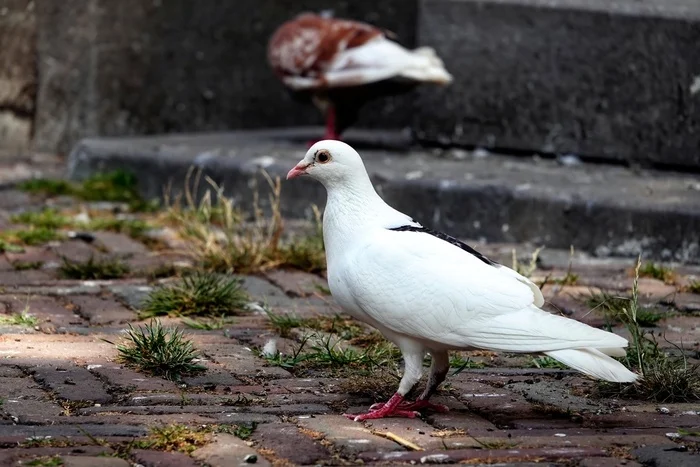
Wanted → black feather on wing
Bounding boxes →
[389,225,497,267]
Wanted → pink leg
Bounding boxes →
[344,393,420,422]
[306,106,340,148]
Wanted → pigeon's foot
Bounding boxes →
[369,399,449,414]
[343,393,419,422]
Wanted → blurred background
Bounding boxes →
[2,0,698,170]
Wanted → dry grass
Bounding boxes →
[597,257,700,402]
[163,168,325,274]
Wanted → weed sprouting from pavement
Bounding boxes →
[528,355,568,370]
[554,246,579,285]
[164,167,325,274]
[26,455,64,466]
[111,320,206,381]
[133,424,210,453]
[512,246,543,278]
[639,261,676,284]
[687,281,700,294]
[12,260,44,271]
[11,209,71,229]
[265,309,306,338]
[277,205,326,273]
[597,257,700,402]
[20,170,157,212]
[58,255,130,280]
[19,178,74,196]
[0,310,38,327]
[2,226,63,246]
[263,332,401,376]
[0,238,24,253]
[181,315,235,330]
[140,271,249,318]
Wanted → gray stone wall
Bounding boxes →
[414,0,700,169]
[32,0,419,154]
[0,0,36,151]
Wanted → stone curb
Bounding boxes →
[66,128,700,263]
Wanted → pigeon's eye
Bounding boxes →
[316,151,331,164]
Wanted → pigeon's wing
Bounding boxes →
[342,229,626,352]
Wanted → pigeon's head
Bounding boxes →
[286,140,366,186]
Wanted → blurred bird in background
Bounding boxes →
[268,12,453,145]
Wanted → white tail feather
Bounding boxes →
[327,38,453,86]
[545,348,638,383]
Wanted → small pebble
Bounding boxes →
[244,454,258,463]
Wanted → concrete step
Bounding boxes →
[415,0,700,170]
[66,128,700,263]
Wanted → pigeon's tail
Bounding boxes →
[399,46,454,85]
[545,348,638,383]
[320,38,453,88]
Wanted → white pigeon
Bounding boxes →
[286,141,638,421]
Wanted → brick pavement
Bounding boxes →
[0,158,699,466]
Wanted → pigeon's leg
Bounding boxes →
[322,105,339,140]
[307,97,339,146]
[399,350,450,413]
[369,350,450,413]
[344,345,425,421]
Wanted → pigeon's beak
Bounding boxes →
[286,162,310,180]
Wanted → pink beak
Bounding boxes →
[286,162,310,180]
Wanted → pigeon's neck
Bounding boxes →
[322,174,410,258]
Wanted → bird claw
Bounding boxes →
[343,409,420,422]
[369,399,450,413]
[344,393,421,421]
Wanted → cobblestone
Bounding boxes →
[1,159,699,465]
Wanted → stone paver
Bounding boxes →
[0,159,699,465]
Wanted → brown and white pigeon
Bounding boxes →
[286,140,638,422]
[268,12,452,144]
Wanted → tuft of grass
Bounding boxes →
[19,178,74,196]
[165,168,325,274]
[639,262,675,284]
[58,255,130,280]
[512,246,543,278]
[181,316,234,330]
[215,422,258,440]
[597,257,700,402]
[0,311,38,327]
[83,217,151,238]
[133,424,209,453]
[528,356,568,370]
[587,291,630,320]
[338,372,400,400]
[277,205,326,273]
[265,309,306,338]
[140,272,249,318]
[0,239,24,253]
[12,227,62,245]
[111,320,206,381]
[264,333,401,374]
[554,246,579,285]
[686,281,700,294]
[450,355,486,375]
[587,291,665,328]
[11,209,71,229]
[12,260,43,271]
[635,308,665,327]
[306,315,365,341]
[19,170,157,212]
[26,456,64,466]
